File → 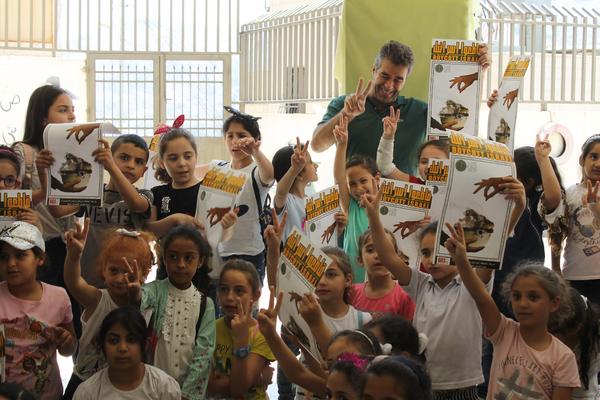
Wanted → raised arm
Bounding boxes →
[64,218,102,311]
[274,138,308,213]
[145,209,204,237]
[377,106,409,181]
[535,133,561,212]
[256,290,327,396]
[228,300,268,398]
[239,137,274,186]
[362,189,412,285]
[264,210,286,290]
[444,222,501,336]
[298,293,333,357]
[500,176,526,236]
[93,139,149,213]
[333,114,351,212]
[311,79,372,153]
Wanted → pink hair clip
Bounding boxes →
[154,114,185,136]
[336,352,370,371]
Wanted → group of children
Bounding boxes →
[0,82,599,400]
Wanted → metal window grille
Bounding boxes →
[88,53,231,137]
[93,58,156,136]
[165,59,225,137]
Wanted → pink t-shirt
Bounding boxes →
[350,282,415,320]
[486,315,580,400]
[0,282,73,400]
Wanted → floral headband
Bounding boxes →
[154,114,185,136]
[336,352,370,371]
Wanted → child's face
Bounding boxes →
[102,255,138,297]
[418,145,448,181]
[316,262,351,305]
[0,160,19,189]
[362,373,404,400]
[161,137,197,187]
[218,269,260,318]
[45,93,75,125]
[510,275,558,328]
[326,369,360,400]
[346,165,378,201]
[580,142,600,182]
[113,143,148,184]
[103,322,144,371]
[164,237,203,290]
[300,153,319,183]
[420,232,457,286]
[0,244,44,288]
[225,121,255,162]
[358,235,390,279]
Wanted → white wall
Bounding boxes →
[0,53,87,144]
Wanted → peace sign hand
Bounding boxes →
[342,78,372,120]
[257,287,283,339]
[264,209,287,251]
[124,258,143,302]
[382,106,401,139]
[65,218,90,257]
[360,185,384,220]
[534,132,552,162]
[443,221,468,264]
[291,137,310,172]
[231,298,255,343]
[333,114,349,146]
[582,179,600,219]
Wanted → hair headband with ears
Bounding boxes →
[352,329,392,355]
[223,106,261,122]
[154,114,185,136]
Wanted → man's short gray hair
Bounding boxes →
[374,40,415,73]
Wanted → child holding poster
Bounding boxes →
[333,115,380,283]
[195,107,274,285]
[38,134,154,287]
[377,105,449,184]
[272,137,319,241]
[362,189,492,399]
[0,146,41,232]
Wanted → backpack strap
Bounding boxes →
[20,143,35,190]
[195,293,208,337]
[251,166,262,213]
[357,310,364,328]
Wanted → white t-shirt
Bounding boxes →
[73,364,181,400]
[539,183,600,280]
[213,161,273,257]
[278,193,306,242]
[322,305,372,333]
[403,269,493,390]
[154,282,201,383]
[295,305,371,400]
[74,289,118,380]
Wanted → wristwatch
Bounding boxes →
[233,345,251,359]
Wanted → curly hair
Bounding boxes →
[501,263,573,331]
[374,41,415,73]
